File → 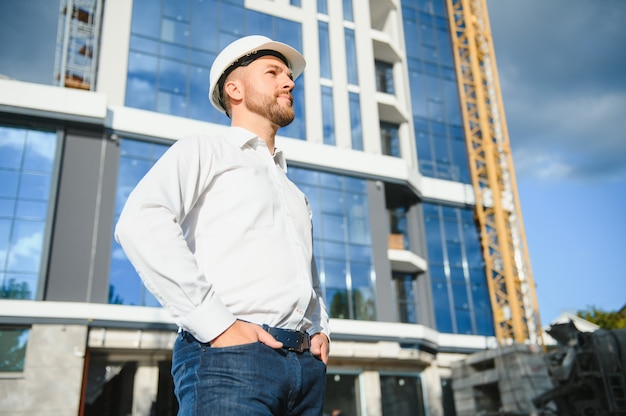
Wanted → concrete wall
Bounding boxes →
[0,324,88,416]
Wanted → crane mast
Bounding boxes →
[445,0,543,346]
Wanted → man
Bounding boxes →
[115,35,330,415]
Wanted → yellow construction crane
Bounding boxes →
[445,0,544,347]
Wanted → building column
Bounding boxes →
[18,324,88,416]
[132,363,159,416]
[360,370,382,416]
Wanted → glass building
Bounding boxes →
[0,0,507,414]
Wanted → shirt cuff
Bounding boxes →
[179,294,236,343]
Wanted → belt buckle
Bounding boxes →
[263,325,309,352]
[287,330,307,352]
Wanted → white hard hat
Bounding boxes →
[208,35,306,114]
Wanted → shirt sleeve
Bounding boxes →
[308,255,331,340]
[114,137,236,343]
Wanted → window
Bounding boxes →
[0,126,59,300]
[288,168,375,321]
[126,0,306,139]
[342,0,354,22]
[318,21,332,79]
[344,29,358,85]
[0,327,29,372]
[321,86,335,145]
[0,2,59,85]
[389,206,408,249]
[393,272,418,324]
[380,373,426,416]
[349,92,363,151]
[401,0,470,183]
[423,202,494,336]
[380,122,400,157]
[109,139,170,306]
[375,60,395,94]
[324,373,359,415]
[317,0,328,14]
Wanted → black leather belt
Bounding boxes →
[262,324,310,352]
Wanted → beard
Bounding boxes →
[244,81,295,127]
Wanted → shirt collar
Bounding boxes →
[229,126,287,171]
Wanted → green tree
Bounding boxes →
[1,278,32,299]
[577,305,626,330]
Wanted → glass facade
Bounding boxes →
[0,1,60,86]
[401,0,470,183]
[424,203,494,335]
[286,168,375,321]
[109,139,168,306]
[0,126,58,300]
[126,0,306,139]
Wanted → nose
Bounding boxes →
[282,75,295,91]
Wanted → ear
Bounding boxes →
[223,79,244,103]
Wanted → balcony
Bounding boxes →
[388,233,428,274]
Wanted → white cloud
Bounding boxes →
[7,231,43,273]
[488,0,626,183]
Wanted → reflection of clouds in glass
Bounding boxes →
[0,127,56,170]
[128,53,159,73]
[0,127,25,148]
[24,130,56,169]
[0,0,58,85]
[125,78,156,110]
[111,245,128,261]
[6,230,43,273]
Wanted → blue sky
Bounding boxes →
[486,0,626,323]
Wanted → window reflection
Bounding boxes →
[126,0,306,138]
[109,139,171,306]
[289,167,375,321]
[321,86,335,145]
[402,0,470,183]
[349,92,363,150]
[0,126,58,300]
[0,328,29,372]
[423,202,494,336]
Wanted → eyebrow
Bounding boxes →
[264,63,294,80]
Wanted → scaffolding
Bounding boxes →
[446,0,544,347]
[54,0,102,90]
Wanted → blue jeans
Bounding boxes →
[172,331,327,415]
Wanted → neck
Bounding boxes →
[231,113,279,154]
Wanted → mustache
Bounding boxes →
[276,92,293,104]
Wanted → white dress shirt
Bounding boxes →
[115,127,330,343]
